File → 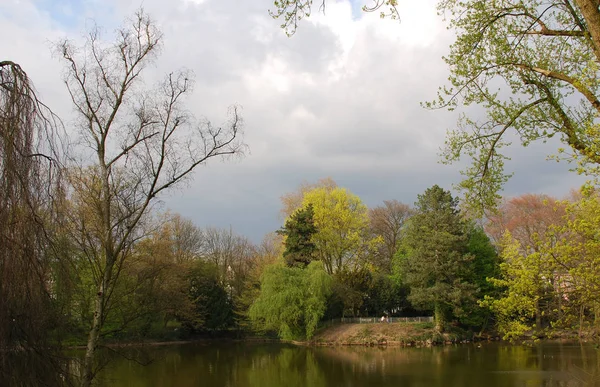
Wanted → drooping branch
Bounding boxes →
[0,60,67,384]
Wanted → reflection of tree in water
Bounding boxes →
[247,347,327,387]
[312,344,600,386]
[90,342,600,386]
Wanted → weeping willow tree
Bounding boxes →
[0,61,67,386]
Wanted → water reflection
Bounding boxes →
[85,342,600,386]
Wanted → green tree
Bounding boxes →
[303,187,381,274]
[481,193,568,335]
[330,266,373,317]
[186,260,234,331]
[249,261,332,340]
[400,185,476,331]
[432,0,600,213]
[481,232,555,340]
[235,232,283,330]
[280,177,337,218]
[463,224,499,328]
[278,204,317,268]
[361,270,408,317]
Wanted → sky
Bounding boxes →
[1,0,587,242]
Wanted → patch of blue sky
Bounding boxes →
[348,0,364,20]
[35,0,85,28]
[34,0,117,31]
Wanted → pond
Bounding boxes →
[93,341,600,386]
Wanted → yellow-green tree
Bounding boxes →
[302,187,381,275]
[481,232,555,340]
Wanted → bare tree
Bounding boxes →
[279,177,337,219]
[0,61,68,385]
[369,200,413,271]
[200,226,255,295]
[55,10,245,386]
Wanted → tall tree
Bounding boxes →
[56,11,245,386]
[463,224,499,328]
[369,199,413,272]
[236,232,283,330]
[278,204,317,268]
[539,190,600,333]
[400,185,475,331]
[165,213,204,263]
[200,226,256,300]
[485,194,566,246]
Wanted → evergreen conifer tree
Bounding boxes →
[401,185,476,331]
[278,204,317,268]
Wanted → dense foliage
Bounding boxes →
[249,262,332,340]
[278,204,317,268]
[399,185,478,331]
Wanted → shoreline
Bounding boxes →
[64,324,598,350]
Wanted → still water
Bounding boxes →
[96,341,600,387]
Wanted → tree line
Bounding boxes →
[251,180,600,342]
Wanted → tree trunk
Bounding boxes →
[434,302,445,333]
[574,0,600,62]
[81,282,106,387]
[535,298,542,332]
[579,304,585,337]
[81,252,114,387]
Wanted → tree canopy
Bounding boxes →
[433,0,600,213]
[302,186,381,274]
